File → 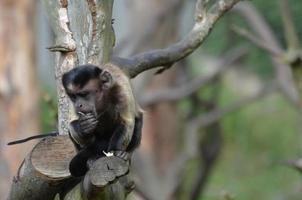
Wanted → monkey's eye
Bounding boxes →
[68,94,76,101]
[78,92,89,98]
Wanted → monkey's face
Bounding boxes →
[66,71,113,117]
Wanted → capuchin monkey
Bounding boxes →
[62,63,143,177]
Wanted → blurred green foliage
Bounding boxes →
[202,92,302,200]
[193,0,302,199]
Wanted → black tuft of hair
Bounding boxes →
[62,65,102,89]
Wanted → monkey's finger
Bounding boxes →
[84,113,96,119]
[80,119,98,128]
[80,124,97,133]
[80,120,97,127]
[79,114,96,121]
[80,121,98,132]
[80,116,98,123]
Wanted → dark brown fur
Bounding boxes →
[62,63,143,177]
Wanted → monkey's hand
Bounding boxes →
[114,151,131,161]
[78,112,98,136]
[69,113,98,145]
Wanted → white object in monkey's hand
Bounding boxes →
[103,151,114,157]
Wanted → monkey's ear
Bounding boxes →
[100,71,113,89]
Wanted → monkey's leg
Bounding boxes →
[69,148,94,177]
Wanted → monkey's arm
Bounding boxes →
[107,123,129,152]
[126,113,143,152]
[106,122,132,161]
[108,114,143,160]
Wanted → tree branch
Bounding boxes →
[279,0,300,50]
[140,47,246,106]
[234,2,300,108]
[233,2,283,54]
[232,26,281,56]
[121,0,242,78]
[193,85,276,127]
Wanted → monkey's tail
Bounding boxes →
[7,131,59,145]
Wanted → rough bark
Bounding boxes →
[41,0,115,135]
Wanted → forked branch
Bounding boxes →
[119,0,242,78]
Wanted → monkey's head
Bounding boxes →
[62,64,115,117]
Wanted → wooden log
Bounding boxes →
[7,135,77,200]
[7,135,132,200]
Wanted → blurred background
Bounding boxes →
[1,0,302,199]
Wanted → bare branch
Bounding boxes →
[234,2,300,108]
[194,85,276,127]
[279,0,301,49]
[233,2,283,54]
[232,26,281,56]
[164,122,199,196]
[163,85,275,193]
[123,0,242,78]
[190,125,222,200]
[284,159,302,174]
[140,47,247,106]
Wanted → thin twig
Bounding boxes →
[232,25,281,56]
[194,85,277,127]
[279,0,301,49]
